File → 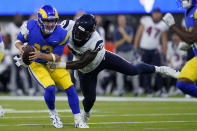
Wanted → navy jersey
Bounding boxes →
[17,19,69,64]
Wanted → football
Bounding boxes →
[22,45,35,65]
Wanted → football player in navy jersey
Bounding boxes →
[45,14,180,123]
[14,5,88,128]
[163,0,197,97]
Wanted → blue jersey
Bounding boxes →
[185,6,197,32]
[17,19,69,64]
[185,6,197,54]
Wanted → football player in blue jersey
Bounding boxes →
[163,0,197,97]
[14,5,88,128]
[47,14,179,123]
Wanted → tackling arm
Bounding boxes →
[66,50,97,70]
[52,50,98,70]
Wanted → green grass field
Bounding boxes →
[0,96,197,131]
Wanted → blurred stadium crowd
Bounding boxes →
[0,9,191,97]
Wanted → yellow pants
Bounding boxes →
[178,57,197,82]
[28,62,73,89]
[0,53,4,62]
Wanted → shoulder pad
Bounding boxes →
[60,20,70,29]
[93,40,104,52]
[20,21,29,35]
[60,20,75,28]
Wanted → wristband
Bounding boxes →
[51,53,56,62]
[15,40,22,44]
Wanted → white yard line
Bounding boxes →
[0,96,197,102]
[0,120,197,127]
[2,112,197,118]
[144,127,183,130]
[4,109,72,113]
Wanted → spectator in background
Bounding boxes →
[113,14,138,96]
[96,15,105,42]
[0,25,12,93]
[134,8,168,96]
[95,15,109,95]
[4,14,30,95]
[166,33,187,95]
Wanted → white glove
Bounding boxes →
[55,62,66,68]
[47,62,56,71]
[13,56,27,67]
[162,13,175,27]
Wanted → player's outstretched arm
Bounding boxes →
[163,13,197,44]
[66,50,97,70]
[50,50,97,70]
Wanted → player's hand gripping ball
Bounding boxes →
[22,45,35,65]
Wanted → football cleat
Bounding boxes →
[155,66,180,79]
[0,106,5,117]
[74,116,89,128]
[49,111,63,128]
[81,110,90,123]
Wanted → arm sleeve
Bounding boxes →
[53,32,70,56]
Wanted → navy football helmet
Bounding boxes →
[73,14,97,46]
[37,5,59,34]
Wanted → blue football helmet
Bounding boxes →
[73,14,97,46]
[37,5,59,34]
[177,0,197,9]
